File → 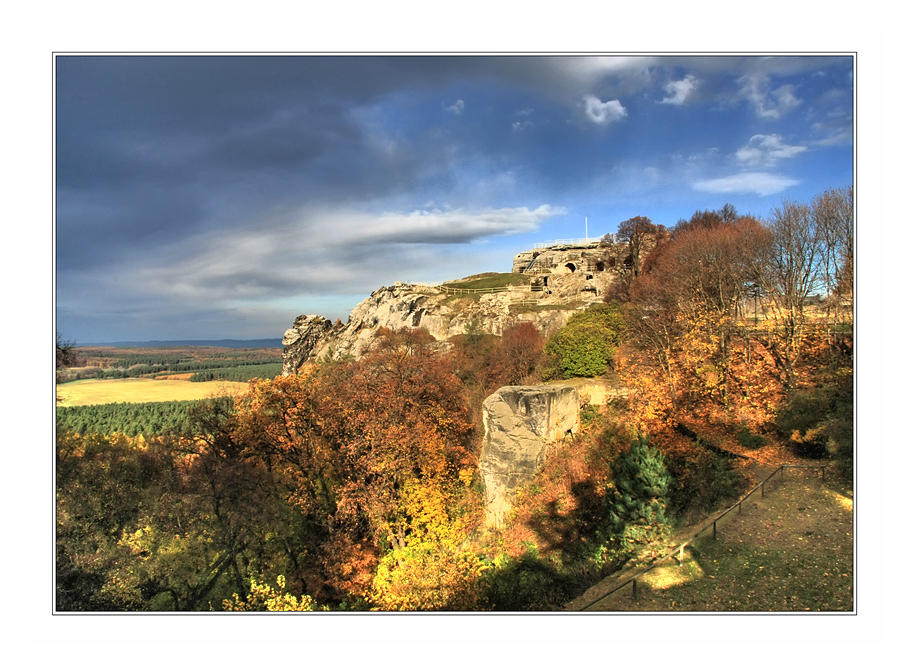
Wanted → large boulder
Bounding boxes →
[479,384,580,527]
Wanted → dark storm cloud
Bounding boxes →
[55,56,564,284]
[54,55,853,341]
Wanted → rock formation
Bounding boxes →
[282,240,636,374]
[282,282,577,375]
[512,239,632,302]
[478,384,580,527]
[281,315,335,375]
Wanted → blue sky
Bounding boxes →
[54,55,854,343]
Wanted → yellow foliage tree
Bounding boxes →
[369,478,488,611]
[223,575,321,611]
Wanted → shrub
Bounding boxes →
[736,427,766,450]
[543,303,624,379]
[776,371,852,467]
[223,575,320,611]
[579,403,604,428]
[482,552,579,611]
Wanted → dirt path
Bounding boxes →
[567,467,854,612]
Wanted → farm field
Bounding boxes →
[56,378,250,406]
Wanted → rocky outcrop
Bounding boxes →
[282,241,643,374]
[479,385,580,527]
[513,244,630,303]
[282,282,578,374]
[281,315,335,375]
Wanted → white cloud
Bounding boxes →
[735,134,807,166]
[136,204,568,303]
[336,205,566,245]
[811,114,853,147]
[447,99,465,115]
[772,85,801,114]
[693,172,799,196]
[511,121,533,132]
[556,57,657,86]
[738,74,802,118]
[659,75,697,105]
[582,95,627,125]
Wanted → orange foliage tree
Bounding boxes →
[621,211,783,429]
[230,327,480,605]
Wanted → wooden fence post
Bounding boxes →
[632,579,638,601]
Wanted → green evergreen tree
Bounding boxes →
[607,434,673,559]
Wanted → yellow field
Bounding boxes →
[56,378,251,406]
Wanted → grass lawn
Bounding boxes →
[571,470,853,612]
[445,273,533,290]
[56,378,250,406]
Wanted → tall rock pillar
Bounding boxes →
[479,385,580,527]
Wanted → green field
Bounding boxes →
[445,272,533,290]
[56,378,250,406]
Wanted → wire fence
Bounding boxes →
[533,239,601,249]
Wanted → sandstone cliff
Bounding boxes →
[479,385,580,527]
[283,282,577,374]
[283,241,634,375]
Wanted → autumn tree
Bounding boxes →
[621,210,782,424]
[369,475,488,610]
[616,216,665,280]
[230,327,479,605]
[485,321,545,388]
[751,199,826,387]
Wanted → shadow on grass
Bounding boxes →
[483,479,623,611]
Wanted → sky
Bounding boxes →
[54,55,854,343]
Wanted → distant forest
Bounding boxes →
[84,339,283,348]
[58,346,283,383]
[57,399,222,437]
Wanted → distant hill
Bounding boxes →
[84,339,283,349]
